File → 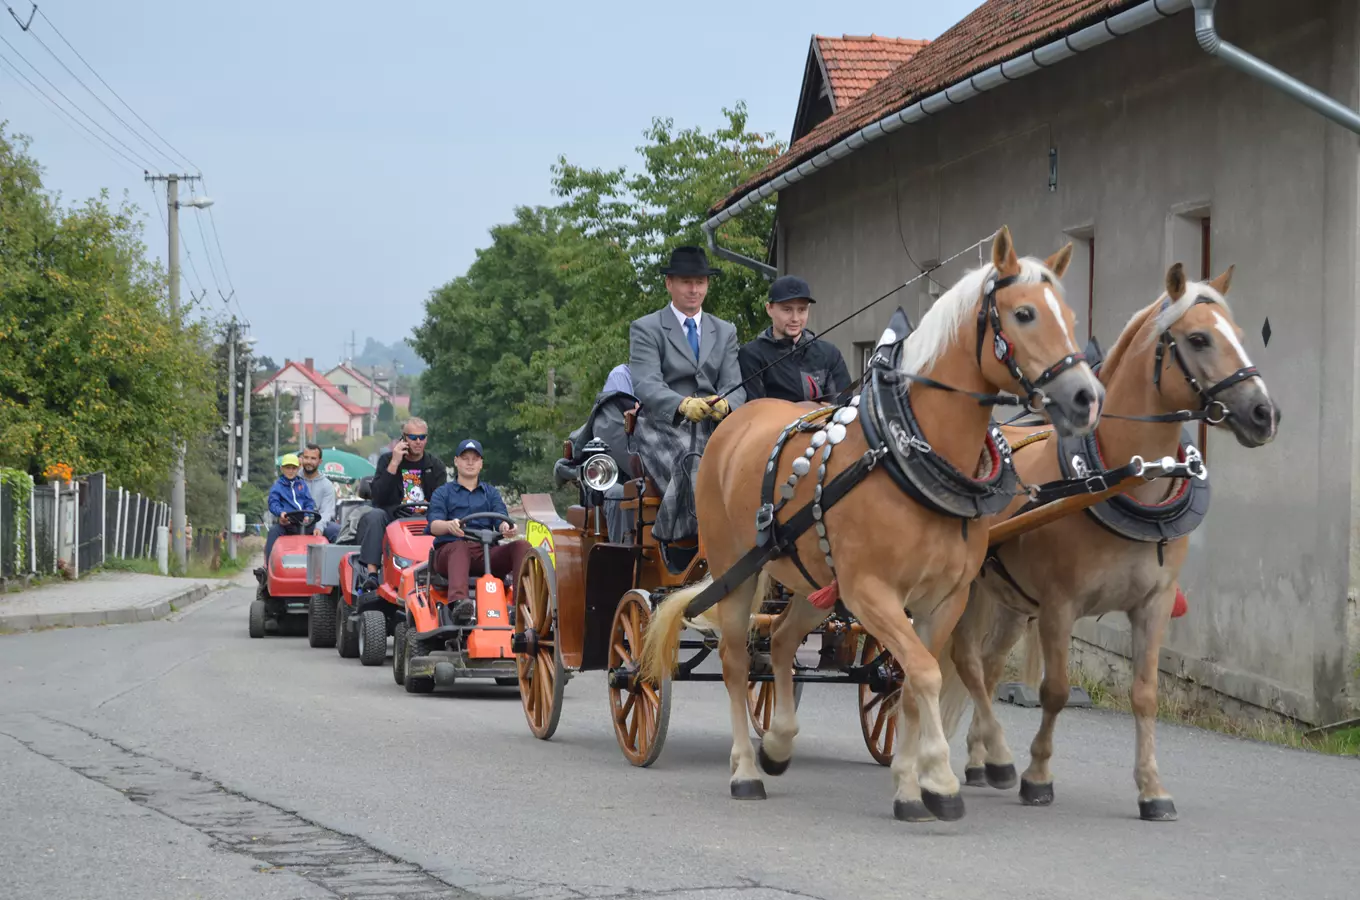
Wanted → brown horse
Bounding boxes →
[640,227,1103,822]
[940,261,1279,821]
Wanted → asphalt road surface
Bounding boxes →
[2,584,1356,900]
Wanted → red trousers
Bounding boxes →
[435,539,529,601]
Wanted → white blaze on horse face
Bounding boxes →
[1043,287,1073,348]
[1210,310,1266,396]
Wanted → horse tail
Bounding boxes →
[640,575,712,685]
[937,633,971,742]
[1020,617,1043,690]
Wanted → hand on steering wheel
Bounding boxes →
[457,511,517,544]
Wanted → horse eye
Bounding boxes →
[1013,306,1036,324]
[1187,332,1211,350]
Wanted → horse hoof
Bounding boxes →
[1139,798,1178,821]
[964,766,988,788]
[1019,779,1054,806]
[757,742,790,776]
[730,780,767,800]
[920,789,966,822]
[986,762,1018,790]
[893,799,937,822]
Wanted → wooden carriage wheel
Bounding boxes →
[747,678,803,737]
[858,635,904,767]
[514,546,565,740]
[608,590,671,767]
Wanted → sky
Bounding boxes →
[0,0,981,367]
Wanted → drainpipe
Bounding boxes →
[1192,0,1360,136]
[702,0,1195,276]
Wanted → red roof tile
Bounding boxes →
[254,361,368,417]
[815,35,929,109]
[715,0,1147,215]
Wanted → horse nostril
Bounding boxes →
[1251,403,1273,427]
[1073,388,1093,411]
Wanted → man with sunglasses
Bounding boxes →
[353,417,447,592]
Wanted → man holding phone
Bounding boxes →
[353,417,447,592]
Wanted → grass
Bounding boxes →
[1066,666,1360,758]
[99,545,256,580]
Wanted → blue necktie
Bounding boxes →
[684,317,700,361]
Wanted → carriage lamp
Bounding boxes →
[580,438,619,493]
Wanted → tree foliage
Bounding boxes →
[413,104,782,491]
[0,127,217,493]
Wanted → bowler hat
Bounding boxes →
[769,274,816,304]
[661,246,720,277]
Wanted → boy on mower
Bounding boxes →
[426,439,527,622]
[261,453,316,569]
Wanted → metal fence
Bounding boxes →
[0,471,169,581]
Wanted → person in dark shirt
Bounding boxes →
[354,417,446,592]
[426,439,527,621]
[738,275,851,405]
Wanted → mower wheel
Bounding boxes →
[358,610,387,666]
[308,593,336,648]
[392,622,407,685]
[336,599,359,659]
[404,633,434,694]
[248,599,266,639]
[495,677,519,688]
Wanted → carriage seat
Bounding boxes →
[620,453,661,508]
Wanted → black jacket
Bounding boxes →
[738,328,852,404]
[370,450,447,516]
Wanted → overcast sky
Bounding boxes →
[1,0,980,365]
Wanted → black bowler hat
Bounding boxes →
[768,274,816,304]
[661,245,720,277]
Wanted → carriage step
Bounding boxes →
[995,682,1092,708]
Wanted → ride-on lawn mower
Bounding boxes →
[335,502,430,666]
[250,510,327,639]
[394,511,521,693]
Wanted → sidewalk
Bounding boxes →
[0,565,244,634]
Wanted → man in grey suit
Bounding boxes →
[628,246,746,566]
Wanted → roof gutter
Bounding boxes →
[1192,0,1360,135]
[702,0,1194,277]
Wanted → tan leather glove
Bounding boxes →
[678,396,713,422]
[706,396,731,420]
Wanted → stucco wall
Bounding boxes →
[776,0,1360,722]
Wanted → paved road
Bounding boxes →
[1,585,1356,900]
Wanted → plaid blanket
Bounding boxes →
[632,409,717,548]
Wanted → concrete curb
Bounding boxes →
[0,582,218,635]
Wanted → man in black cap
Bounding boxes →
[739,274,851,404]
[627,246,745,567]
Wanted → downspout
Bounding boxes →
[1192,0,1360,135]
[702,0,1195,276]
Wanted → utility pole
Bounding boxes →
[240,337,252,485]
[146,172,205,573]
[272,381,280,465]
[225,319,238,561]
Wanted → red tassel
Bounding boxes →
[808,580,840,610]
[1172,586,1188,618]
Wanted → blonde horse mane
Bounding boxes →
[901,258,1064,379]
[1098,279,1234,386]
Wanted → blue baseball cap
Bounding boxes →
[768,274,815,304]
[456,439,483,457]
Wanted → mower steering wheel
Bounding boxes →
[458,511,515,545]
[394,502,429,519]
[280,509,321,528]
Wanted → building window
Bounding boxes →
[1063,225,1095,343]
[854,341,876,378]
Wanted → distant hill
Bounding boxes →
[355,337,426,375]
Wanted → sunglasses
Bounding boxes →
[403,434,427,441]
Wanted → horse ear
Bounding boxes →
[1209,264,1234,296]
[991,225,1019,276]
[1165,262,1187,301]
[1045,242,1073,279]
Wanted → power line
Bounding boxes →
[198,176,236,295]
[34,7,197,171]
[147,182,206,298]
[0,31,160,171]
[186,183,223,296]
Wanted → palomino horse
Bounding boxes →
[940,261,1279,821]
[640,227,1103,822]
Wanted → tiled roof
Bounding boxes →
[815,35,929,109]
[254,362,368,417]
[332,363,393,401]
[715,0,1147,215]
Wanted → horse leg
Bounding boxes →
[1019,604,1075,806]
[1129,588,1177,821]
[759,595,827,774]
[953,593,1027,790]
[849,581,966,822]
[717,578,765,799]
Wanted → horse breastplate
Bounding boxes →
[1055,429,1210,542]
[859,307,1018,521]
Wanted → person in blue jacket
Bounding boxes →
[261,453,316,567]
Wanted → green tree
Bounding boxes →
[0,127,217,492]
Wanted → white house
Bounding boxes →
[254,358,366,445]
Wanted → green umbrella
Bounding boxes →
[276,448,375,484]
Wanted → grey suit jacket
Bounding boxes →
[628,306,746,423]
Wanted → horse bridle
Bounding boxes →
[976,272,1087,414]
[1148,295,1259,425]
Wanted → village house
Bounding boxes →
[253,358,367,445]
[707,0,1360,725]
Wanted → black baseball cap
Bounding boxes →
[768,275,815,304]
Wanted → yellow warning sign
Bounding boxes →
[525,519,556,568]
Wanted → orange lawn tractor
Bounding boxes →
[250,510,328,639]
[335,502,430,666]
[393,511,520,694]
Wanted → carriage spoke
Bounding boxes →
[613,641,632,666]
[628,701,640,745]
[618,690,637,722]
